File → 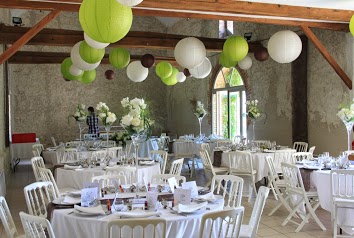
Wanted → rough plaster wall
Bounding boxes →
[10,12,168,147]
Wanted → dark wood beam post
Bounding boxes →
[0,10,61,65]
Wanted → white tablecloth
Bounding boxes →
[51,199,223,238]
[56,164,161,189]
[43,150,107,166]
[10,140,39,159]
[126,139,159,158]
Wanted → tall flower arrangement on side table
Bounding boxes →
[337,99,354,152]
[246,99,261,141]
[70,104,87,141]
[194,101,207,136]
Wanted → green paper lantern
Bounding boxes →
[61,58,83,81]
[79,0,133,43]
[219,52,237,68]
[79,70,96,84]
[79,41,105,64]
[155,61,172,79]
[109,47,130,69]
[350,15,354,36]
[161,67,178,86]
[223,36,249,62]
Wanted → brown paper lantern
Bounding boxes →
[183,68,191,77]
[141,54,155,68]
[254,47,269,61]
[105,70,115,80]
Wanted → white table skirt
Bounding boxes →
[10,141,39,159]
[172,141,218,157]
[51,200,223,238]
[56,164,161,190]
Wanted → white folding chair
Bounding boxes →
[151,174,186,186]
[92,150,107,162]
[199,149,228,187]
[63,148,78,162]
[273,149,297,173]
[51,137,57,147]
[239,186,270,238]
[31,157,45,182]
[281,163,326,232]
[105,166,137,184]
[150,150,168,174]
[293,142,308,152]
[199,207,244,238]
[291,152,313,163]
[92,174,127,189]
[308,146,316,155]
[0,196,24,238]
[107,218,166,238]
[23,182,57,218]
[107,147,122,159]
[169,158,184,176]
[211,175,243,208]
[200,143,211,155]
[174,141,197,178]
[228,151,257,202]
[32,144,44,156]
[32,149,40,157]
[331,169,354,238]
[19,212,55,238]
[216,139,232,147]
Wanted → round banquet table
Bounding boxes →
[56,164,161,190]
[43,150,107,166]
[51,200,224,238]
[312,170,354,234]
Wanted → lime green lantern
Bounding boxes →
[79,41,105,64]
[223,36,249,62]
[161,67,178,86]
[61,58,83,81]
[155,61,172,79]
[350,15,354,36]
[79,70,96,84]
[109,48,130,69]
[219,52,237,68]
[79,0,133,43]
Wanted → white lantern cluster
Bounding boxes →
[126,61,149,82]
[84,33,110,49]
[174,37,206,69]
[238,55,252,70]
[176,72,186,83]
[71,41,101,71]
[189,57,212,79]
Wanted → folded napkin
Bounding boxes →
[303,164,322,170]
[74,205,105,215]
[196,192,215,201]
[264,149,276,153]
[177,201,207,213]
[115,209,161,218]
[46,147,57,151]
[140,161,155,165]
[64,165,82,170]
[62,196,81,204]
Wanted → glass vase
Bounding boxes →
[196,114,206,136]
[131,131,148,197]
[77,121,84,142]
[104,125,112,165]
[340,118,354,152]
[251,119,256,141]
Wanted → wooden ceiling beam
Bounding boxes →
[301,25,352,89]
[0,24,262,52]
[0,10,61,65]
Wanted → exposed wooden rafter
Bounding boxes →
[301,25,352,89]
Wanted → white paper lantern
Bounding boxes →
[238,55,252,70]
[126,61,148,82]
[69,65,83,76]
[116,0,143,6]
[174,37,206,69]
[189,57,212,79]
[267,30,302,64]
[176,72,186,83]
[71,41,100,71]
[84,33,109,49]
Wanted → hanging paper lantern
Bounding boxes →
[105,70,115,80]
[267,30,302,64]
[189,57,212,79]
[254,47,269,62]
[176,72,186,83]
[183,68,191,77]
[79,70,96,84]
[223,36,249,62]
[350,15,354,36]
[109,47,130,69]
[61,58,83,81]
[238,55,252,70]
[79,41,105,64]
[71,41,100,71]
[219,52,237,68]
[161,67,178,86]
[84,33,109,49]
[116,0,143,7]
[155,61,172,79]
[141,54,155,68]
[69,65,83,76]
[79,0,133,43]
[63,77,71,82]
[127,61,149,82]
[174,37,206,69]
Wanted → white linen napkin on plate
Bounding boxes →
[177,202,207,213]
[64,165,82,170]
[195,192,215,201]
[74,205,105,215]
[62,196,80,204]
[115,210,161,218]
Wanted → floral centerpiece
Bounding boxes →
[194,101,207,118]
[96,102,117,127]
[337,99,354,152]
[69,104,87,141]
[111,131,131,148]
[246,99,261,120]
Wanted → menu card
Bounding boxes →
[181,181,198,198]
[168,177,178,193]
[146,191,158,210]
[174,188,191,206]
[83,182,100,197]
[81,187,99,207]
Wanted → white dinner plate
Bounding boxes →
[52,197,80,205]
[194,194,223,203]
[172,202,207,214]
[73,210,102,216]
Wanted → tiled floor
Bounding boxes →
[0,159,335,237]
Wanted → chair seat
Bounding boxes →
[214,167,229,174]
[239,224,253,238]
[230,169,257,175]
[274,179,286,187]
[305,189,318,197]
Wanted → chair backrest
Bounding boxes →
[281,163,305,195]
[150,150,168,174]
[291,152,313,162]
[293,142,308,152]
[265,156,280,183]
[51,137,57,147]
[37,167,61,198]
[55,147,66,164]
[169,158,184,176]
[200,143,211,155]
[105,166,137,184]
[63,148,78,162]
[19,212,55,238]
[32,144,44,156]
[91,150,107,162]
[23,182,57,218]
[31,156,45,182]
[248,186,270,238]
[101,140,116,148]
[92,174,127,189]
[228,151,253,173]
[216,139,232,147]
[210,175,243,208]
[308,146,316,155]
[107,218,166,238]
[107,147,122,159]
[199,207,244,238]
[32,149,40,157]
[273,149,296,171]
[233,135,244,144]
[199,149,215,176]
[0,196,18,238]
[158,136,170,151]
[151,174,186,186]
[330,169,354,200]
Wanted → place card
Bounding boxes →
[168,177,178,193]
[131,198,146,210]
[174,188,191,206]
[146,191,158,210]
[182,181,198,198]
[81,187,99,207]
[83,182,100,198]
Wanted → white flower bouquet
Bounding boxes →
[70,104,87,122]
[337,99,354,123]
[246,99,261,120]
[96,102,117,126]
[194,101,207,118]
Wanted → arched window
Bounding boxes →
[212,67,247,140]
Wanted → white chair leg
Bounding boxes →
[307,201,326,231]
[333,204,337,238]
